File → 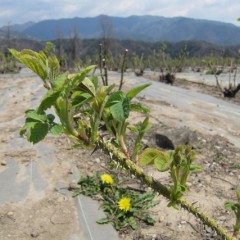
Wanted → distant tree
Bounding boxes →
[69,26,81,66]
[131,52,145,76]
[3,22,13,56]
[99,15,119,70]
[55,27,67,70]
[205,52,240,98]
[100,15,115,57]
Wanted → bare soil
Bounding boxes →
[0,70,239,240]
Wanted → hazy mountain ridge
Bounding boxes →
[1,15,240,45]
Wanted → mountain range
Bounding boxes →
[2,15,240,46]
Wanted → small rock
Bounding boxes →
[31,231,40,238]
[186,182,192,187]
[95,158,101,164]
[166,222,172,226]
[69,182,80,190]
[219,215,226,221]
[151,234,157,239]
[158,216,165,222]
[1,160,7,166]
[7,211,14,217]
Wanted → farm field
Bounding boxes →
[0,68,240,240]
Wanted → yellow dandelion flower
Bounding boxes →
[101,174,114,185]
[118,197,131,212]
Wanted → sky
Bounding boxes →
[1,0,240,27]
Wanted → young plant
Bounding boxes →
[168,145,198,207]
[118,49,128,91]
[9,48,98,144]
[10,48,237,240]
[204,53,240,98]
[0,51,19,73]
[74,172,159,231]
[131,53,144,76]
[102,82,151,158]
[225,191,240,237]
[10,47,151,160]
[128,115,151,163]
[139,145,200,207]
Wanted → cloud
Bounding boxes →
[0,9,14,18]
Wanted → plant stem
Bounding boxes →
[179,199,236,240]
[103,58,108,86]
[99,43,105,86]
[119,49,128,91]
[97,137,237,240]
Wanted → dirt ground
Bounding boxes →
[144,73,240,105]
[0,70,240,240]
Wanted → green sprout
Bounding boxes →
[225,191,240,237]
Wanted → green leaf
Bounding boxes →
[71,91,92,107]
[96,218,109,224]
[20,121,38,136]
[105,91,126,107]
[9,49,48,80]
[52,72,68,89]
[27,122,49,144]
[47,114,55,123]
[126,83,151,100]
[90,74,98,90]
[154,152,172,172]
[55,97,67,121]
[110,102,124,122]
[63,65,95,97]
[105,91,130,121]
[139,148,157,166]
[140,148,172,171]
[104,84,116,94]
[25,110,47,122]
[128,217,138,229]
[90,87,107,113]
[50,124,62,136]
[189,164,202,172]
[225,201,235,210]
[145,216,156,225]
[48,55,60,81]
[122,97,130,118]
[130,103,149,114]
[79,77,96,96]
[38,90,61,112]
[127,125,139,132]
[141,116,151,132]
